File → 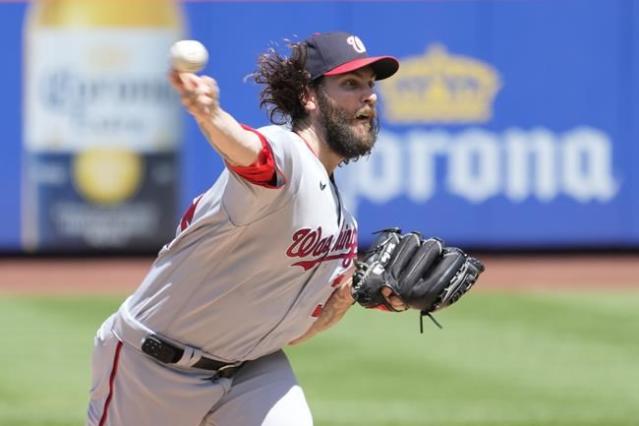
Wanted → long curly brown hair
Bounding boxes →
[250,41,321,131]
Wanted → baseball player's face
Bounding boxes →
[315,67,379,160]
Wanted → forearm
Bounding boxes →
[170,71,262,166]
[288,280,355,346]
[196,109,262,166]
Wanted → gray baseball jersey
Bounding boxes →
[88,124,357,425]
[115,124,357,362]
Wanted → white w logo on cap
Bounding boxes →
[346,35,366,54]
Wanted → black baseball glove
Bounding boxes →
[352,228,484,327]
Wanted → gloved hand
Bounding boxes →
[352,229,484,318]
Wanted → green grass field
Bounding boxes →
[1,292,637,426]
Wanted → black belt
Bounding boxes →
[141,335,243,378]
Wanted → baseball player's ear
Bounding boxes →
[301,88,318,113]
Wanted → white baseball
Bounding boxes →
[170,40,209,73]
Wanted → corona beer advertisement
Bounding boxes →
[21,0,183,251]
[0,0,637,251]
[336,37,623,246]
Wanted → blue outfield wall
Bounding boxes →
[0,0,638,250]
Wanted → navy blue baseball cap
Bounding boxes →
[304,32,399,81]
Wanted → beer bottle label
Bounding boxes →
[23,29,181,250]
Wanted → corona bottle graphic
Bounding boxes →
[23,0,184,251]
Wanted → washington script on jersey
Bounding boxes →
[286,225,358,271]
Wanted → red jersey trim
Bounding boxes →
[311,304,323,317]
[179,195,203,231]
[225,125,284,188]
[98,340,123,426]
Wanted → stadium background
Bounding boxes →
[0,1,638,425]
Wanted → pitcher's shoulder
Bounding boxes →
[255,124,299,145]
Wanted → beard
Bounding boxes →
[316,89,379,162]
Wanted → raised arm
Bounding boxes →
[169,71,262,167]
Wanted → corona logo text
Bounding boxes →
[338,127,619,212]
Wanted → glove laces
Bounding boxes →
[419,310,443,333]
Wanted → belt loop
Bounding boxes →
[176,346,203,368]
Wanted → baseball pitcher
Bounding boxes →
[86,31,484,426]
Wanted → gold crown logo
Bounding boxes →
[379,44,501,124]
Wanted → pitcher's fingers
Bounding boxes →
[169,71,200,96]
[196,94,214,106]
[200,76,219,95]
[194,80,212,96]
[168,70,184,91]
[391,296,407,311]
[381,287,408,311]
[181,96,198,110]
[174,72,198,92]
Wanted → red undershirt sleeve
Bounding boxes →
[225,124,280,188]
